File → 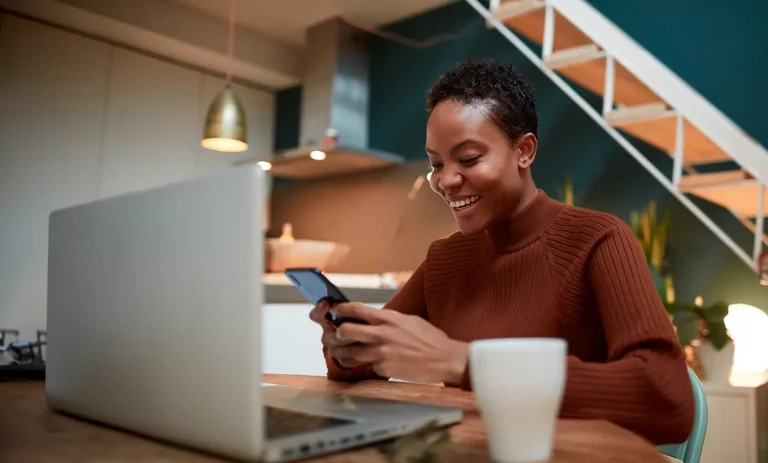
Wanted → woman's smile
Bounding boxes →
[446,195,482,217]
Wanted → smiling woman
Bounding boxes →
[307,59,695,446]
[424,60,540,236]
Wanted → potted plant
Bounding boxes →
[561,173,575,206]
[629,201,675,303]
[665,298,734,383]
[556,173,585,207]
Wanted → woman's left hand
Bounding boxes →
[327,302,469,385]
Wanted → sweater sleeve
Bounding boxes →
[325,260,428,382]
[558,221,695,445]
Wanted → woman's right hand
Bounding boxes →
[309,299,367,369]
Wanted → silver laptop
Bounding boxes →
[45,165,462,462]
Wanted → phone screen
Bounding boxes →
[283,268,367,326]
[283,268,349,305]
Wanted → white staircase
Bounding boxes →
[467,0,767,271]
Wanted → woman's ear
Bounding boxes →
[516,133,538,170]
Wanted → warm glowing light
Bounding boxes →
[309,150,326,160]
[426,171,432,181]
[725,303,768,377]
[257,161,272,171]
[201,138,248,152]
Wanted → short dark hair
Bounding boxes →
[425,59,538,141]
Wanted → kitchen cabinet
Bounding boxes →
[700,377,768,463]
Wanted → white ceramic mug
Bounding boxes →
[469,338,567,462]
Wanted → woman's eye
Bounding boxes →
[460,156,480,166]
[429,164,443,171]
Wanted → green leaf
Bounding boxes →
[630,211,641,235]
[673,312,699,346]
[673,311,700,347]
[704,319,730,350]
[658,207,671,251]
[664,302,688,315]
[701,301,729,322]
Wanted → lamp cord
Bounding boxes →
[226,0,236,83]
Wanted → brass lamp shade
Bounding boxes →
[201,84,248,152]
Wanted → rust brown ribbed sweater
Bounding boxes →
[324,190,695,445]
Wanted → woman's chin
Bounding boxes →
[450,201,490,235]
[455,216,487,235]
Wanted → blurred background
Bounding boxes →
[1,1,767,460]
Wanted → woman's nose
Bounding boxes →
[438,169,463,191]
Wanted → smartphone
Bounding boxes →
[283,267,367,327]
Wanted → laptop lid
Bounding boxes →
[46,166,266,461]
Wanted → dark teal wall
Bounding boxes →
[366,1,768,308]
[273,85,301,153]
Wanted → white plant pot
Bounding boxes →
[693,340,735,384]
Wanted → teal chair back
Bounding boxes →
[658,366,708,463]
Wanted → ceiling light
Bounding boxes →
[310,150,326,161]
[201,0,247,153]
[202,84,247,152]
[257,161,272,171]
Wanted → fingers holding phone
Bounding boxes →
[286,267,373,367]
[309,299,333,328]
[312,302,367,368]
[310,300,355,351]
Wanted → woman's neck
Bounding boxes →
[485,188,564,254]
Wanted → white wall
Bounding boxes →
[0,14,275,340]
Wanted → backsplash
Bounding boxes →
[268,162,458,274]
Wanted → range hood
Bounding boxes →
[240,18,405,179]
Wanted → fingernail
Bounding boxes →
[335,330,342,341]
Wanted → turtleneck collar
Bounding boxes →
[486,190,565,254]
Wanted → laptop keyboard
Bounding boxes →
[266,406,356,439]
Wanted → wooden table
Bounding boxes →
[0,375,667,462]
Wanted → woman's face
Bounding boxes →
[426,100,537,235]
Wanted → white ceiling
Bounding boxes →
[167,0,455,47]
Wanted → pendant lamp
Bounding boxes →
[202,0,247,152]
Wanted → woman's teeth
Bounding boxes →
[449,196,480,209]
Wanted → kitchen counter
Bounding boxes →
[264,285,397,304]
[262,273,399,304]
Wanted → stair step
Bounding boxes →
[502,2,593,52]
[605,103,676,126]
[491,0,544,22]
[679,171,766,218]
[614,116,730,165]
[604,105,731,165]
[545,44,605,69]
[679,171,756,190]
